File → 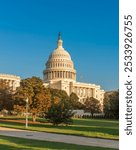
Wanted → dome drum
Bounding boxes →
[46,61,74,70]
[43,70,76,82]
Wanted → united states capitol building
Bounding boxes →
[0,33,104,105]
[43,33,104,104]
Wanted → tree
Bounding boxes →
[49,89,69,101]
[84,97,101,118]
[13,77,51,121]
[45,89,74,125]
[0,80,13,112]
[103,91,119,119]
[69,92,83,109]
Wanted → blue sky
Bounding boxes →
[0,0,118,91]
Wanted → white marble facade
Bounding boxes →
[0,74,20,91]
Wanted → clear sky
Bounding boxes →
[0,0,118,91]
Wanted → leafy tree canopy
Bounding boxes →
[13,77,51,121]
[45,95,74,125]
[84,97,101,118]
[69,92,83,109]
[103,90,119,119]
[0,80,13,111]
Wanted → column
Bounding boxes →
[93,88,96,98]
[69,72,70,78]
[63,71,64,78]
[50,71,52,79]
[87,88,89,97]
[50,72,52,79]
[12,80,16,91]
[8,80,11,88]
[83,88,85,97]
[52,71,54,79]
[60,71,62,78]
[58,71,59,78]
[70,72,72,79]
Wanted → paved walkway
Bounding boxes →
[0,127,119,149]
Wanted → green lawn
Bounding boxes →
[0,117,119,140]
[0,135,118,150]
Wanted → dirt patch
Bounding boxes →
[0,118,48,125]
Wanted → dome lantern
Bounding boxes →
[57,32,63,48]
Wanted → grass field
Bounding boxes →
[0,117,119,140]
[0,135,118,150]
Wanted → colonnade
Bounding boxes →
[0,74,20,91]
[72,87,95,98]
[1,79,19,90]
[44,71,76,80]
[47,62,72,69]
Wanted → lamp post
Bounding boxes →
[25,98,29,128]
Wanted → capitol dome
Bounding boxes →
[43,33,76,82]
[49,45,71,60]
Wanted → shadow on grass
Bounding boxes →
[0,135,118,150]
[0,144,17,150]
